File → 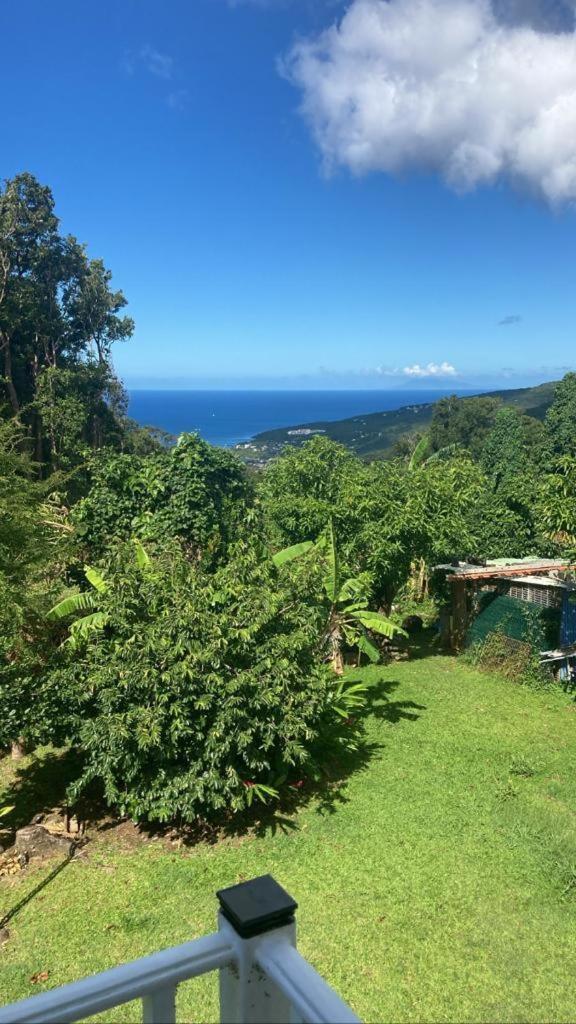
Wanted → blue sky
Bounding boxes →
[2,0,575,390]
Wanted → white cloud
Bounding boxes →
[140,45,174,80]
[285,0,576,203]
[400,361,459,378]
[376,361,459,377]
[122,46,175,80]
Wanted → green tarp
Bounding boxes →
[466,594,559,650]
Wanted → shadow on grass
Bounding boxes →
[0,745,105,839]
[0,674,427,851]
[1,748,84,833]
[0,750,90,930]
[0,848,76,929]
[402,627,455,662]
[355,676,427,724]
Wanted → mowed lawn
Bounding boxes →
[2,652,576,1023]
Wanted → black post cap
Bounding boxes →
[217,874,298,938]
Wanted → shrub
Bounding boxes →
[56,540,364,823]
[465,630,550,689]
[72,433,251,563]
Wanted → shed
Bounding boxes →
[433,557,574,651]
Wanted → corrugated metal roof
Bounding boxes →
[435,558,572,581]
[503,575,569,588]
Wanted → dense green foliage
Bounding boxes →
[544,371,576,459]
[429,394,501,457]
[260,433,547,608]
[0,421,62,750]
[72,434,251,561]
[52,540,363,822]
[481,406,542,487]
[1,171,576,827]
[0,173,135,472]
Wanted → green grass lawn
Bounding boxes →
[2,652,576,1023]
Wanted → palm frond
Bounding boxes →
[340,576,367,603]
[357,633,381,663]
[69,611,108,637]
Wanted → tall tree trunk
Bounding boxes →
[0,330,20,414]
[331,649,344,675]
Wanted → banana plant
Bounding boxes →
[318,519,406,673]
[271,541,314,568]
[48,539,150,646]
[274,522,406,673]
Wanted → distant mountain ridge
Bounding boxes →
[249,380,559,460]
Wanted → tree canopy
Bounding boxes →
[0,173,133,472]
[429,394,501,458]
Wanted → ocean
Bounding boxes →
[127,389,469,448]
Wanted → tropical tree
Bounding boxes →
[544,373,576,460]
[481,406,544,487]
[48,564,109,646]
[319,521,406,672]
[48,540,152,646]
[0,172,134,472]
[537,456,576,552]
[0,419,62,755]
[429,394,501,458]
[65,257,133,366]
[260,437,414,605]
[259,435,362,546]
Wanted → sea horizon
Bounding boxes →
[128,387,476,448]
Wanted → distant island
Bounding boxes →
[238,380,558,463]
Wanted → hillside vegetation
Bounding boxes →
[3,172,576,1023]
[3,172,576,829]
[250,380,558,460]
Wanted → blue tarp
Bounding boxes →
[561,593,576,647]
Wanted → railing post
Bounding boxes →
[217,875,301,1024]
[142,985,176,1024]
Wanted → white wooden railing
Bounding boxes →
[0,874,360,1024]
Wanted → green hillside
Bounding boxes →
[246,380,558,461]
